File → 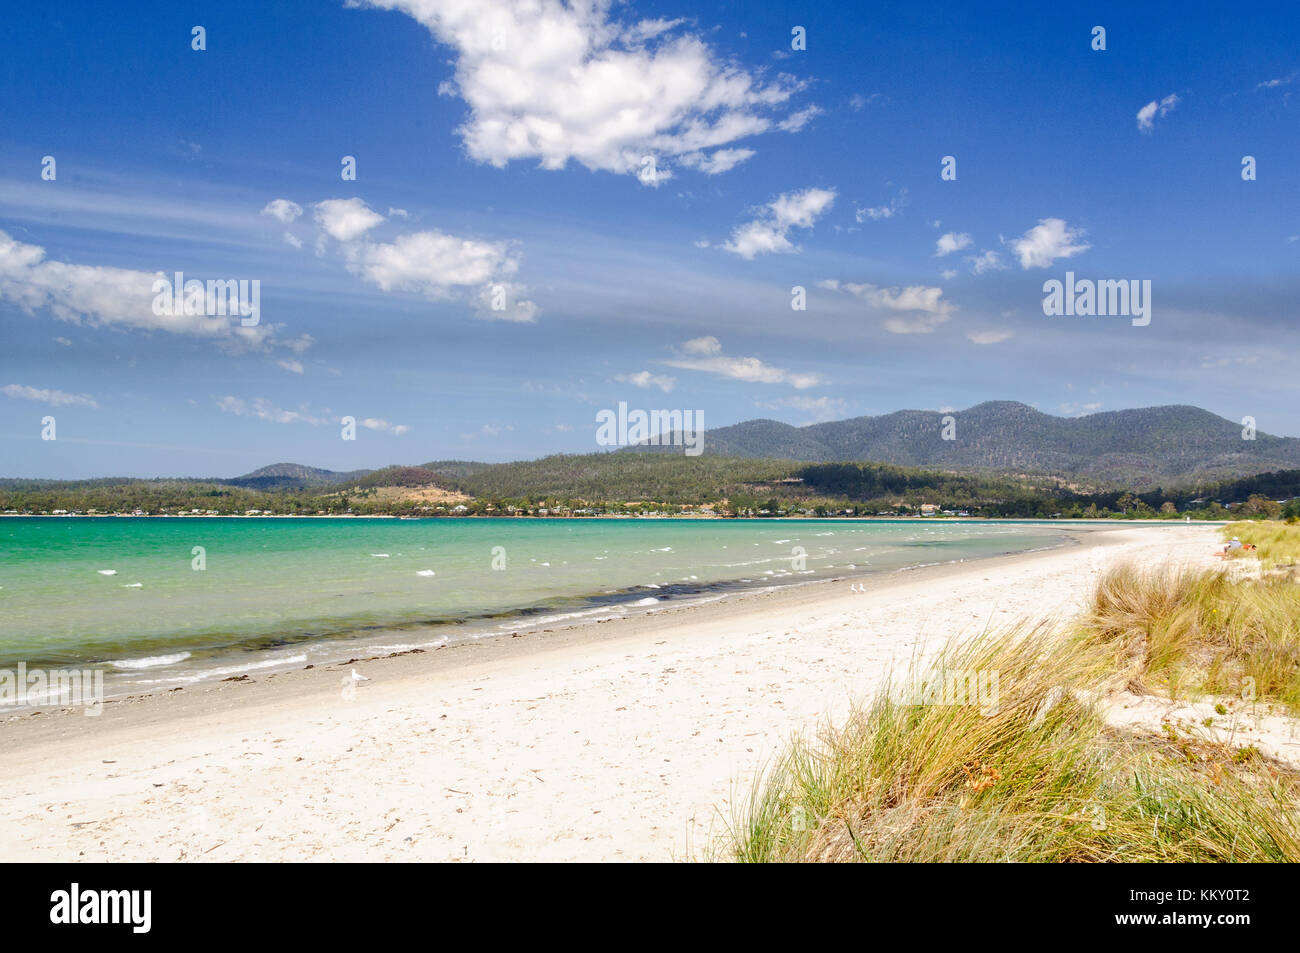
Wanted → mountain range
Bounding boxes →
[138,402,1300,495]
[622,401,1299,488]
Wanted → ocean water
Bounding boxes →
[0,516,1076,695]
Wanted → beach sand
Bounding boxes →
[0,524,1237,862]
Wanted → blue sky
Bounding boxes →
[2,0,1297,478]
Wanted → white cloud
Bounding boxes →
[1200,354,1260,369]
[361,417,411,435]
[215,398,407,434]
[283,232,303,249]
[967,249,1006,274]
[362,0,811,181]
[616,370,677,392]
[2,383,98,408]
[276,359,304,374]
[777,106,822,131]
[314,198,386,242]
[856,188,908,222]
[820,279,955,334]
[0,230,279,351]
[935,231,972,256]
[681,335,722,356]
[1136,93,1179,133]
[662,338,820,388]
[966,329,1013,345]
[678,147,755,175]
[216,396,328,426]
[472,281,540,323]
[722,187,836,259]
[821,280,953,313]
[1255,72,1297,91]
[1060,402,1102,417]
[1008,218,1090,269]
[261,199,303,224]
[848,93,883,110]
[757,394,847,421]
[354,230,511,293]
[304,200,541,322]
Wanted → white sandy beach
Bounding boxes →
[2,523,1269,862]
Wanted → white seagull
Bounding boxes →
[350,668,370,683]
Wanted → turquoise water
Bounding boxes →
[0,517,1075,692]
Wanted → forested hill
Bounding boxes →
[626,401,1300,487]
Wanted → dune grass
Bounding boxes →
[1083,564,1300,712]
[1222,520,1300,569]
[719,565,1300,863]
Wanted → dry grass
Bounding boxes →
[1084,564,1300,711]
[718,562,1300,863]
[1222,520,1300,570]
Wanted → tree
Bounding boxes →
[1240,494,1282,519]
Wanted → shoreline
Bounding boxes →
[4,521,1142,703]
[0,512,1229,523]
[0,524,1225,861]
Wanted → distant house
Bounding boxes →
[920,503,939,516]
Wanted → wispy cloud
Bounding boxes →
[1060,401,1102,417]
[2,383,99,408]
[0,230,283,352]
[756,394,848,422]
[215,396,328,426]
[721,187,836,259]
[856,188,909,222]
[967,249,1006,274]
[966,329,1013,345]
[615,371,677,393]
[819,279,956,334]
[1254,71,1297,91]
[661,337,821,388]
